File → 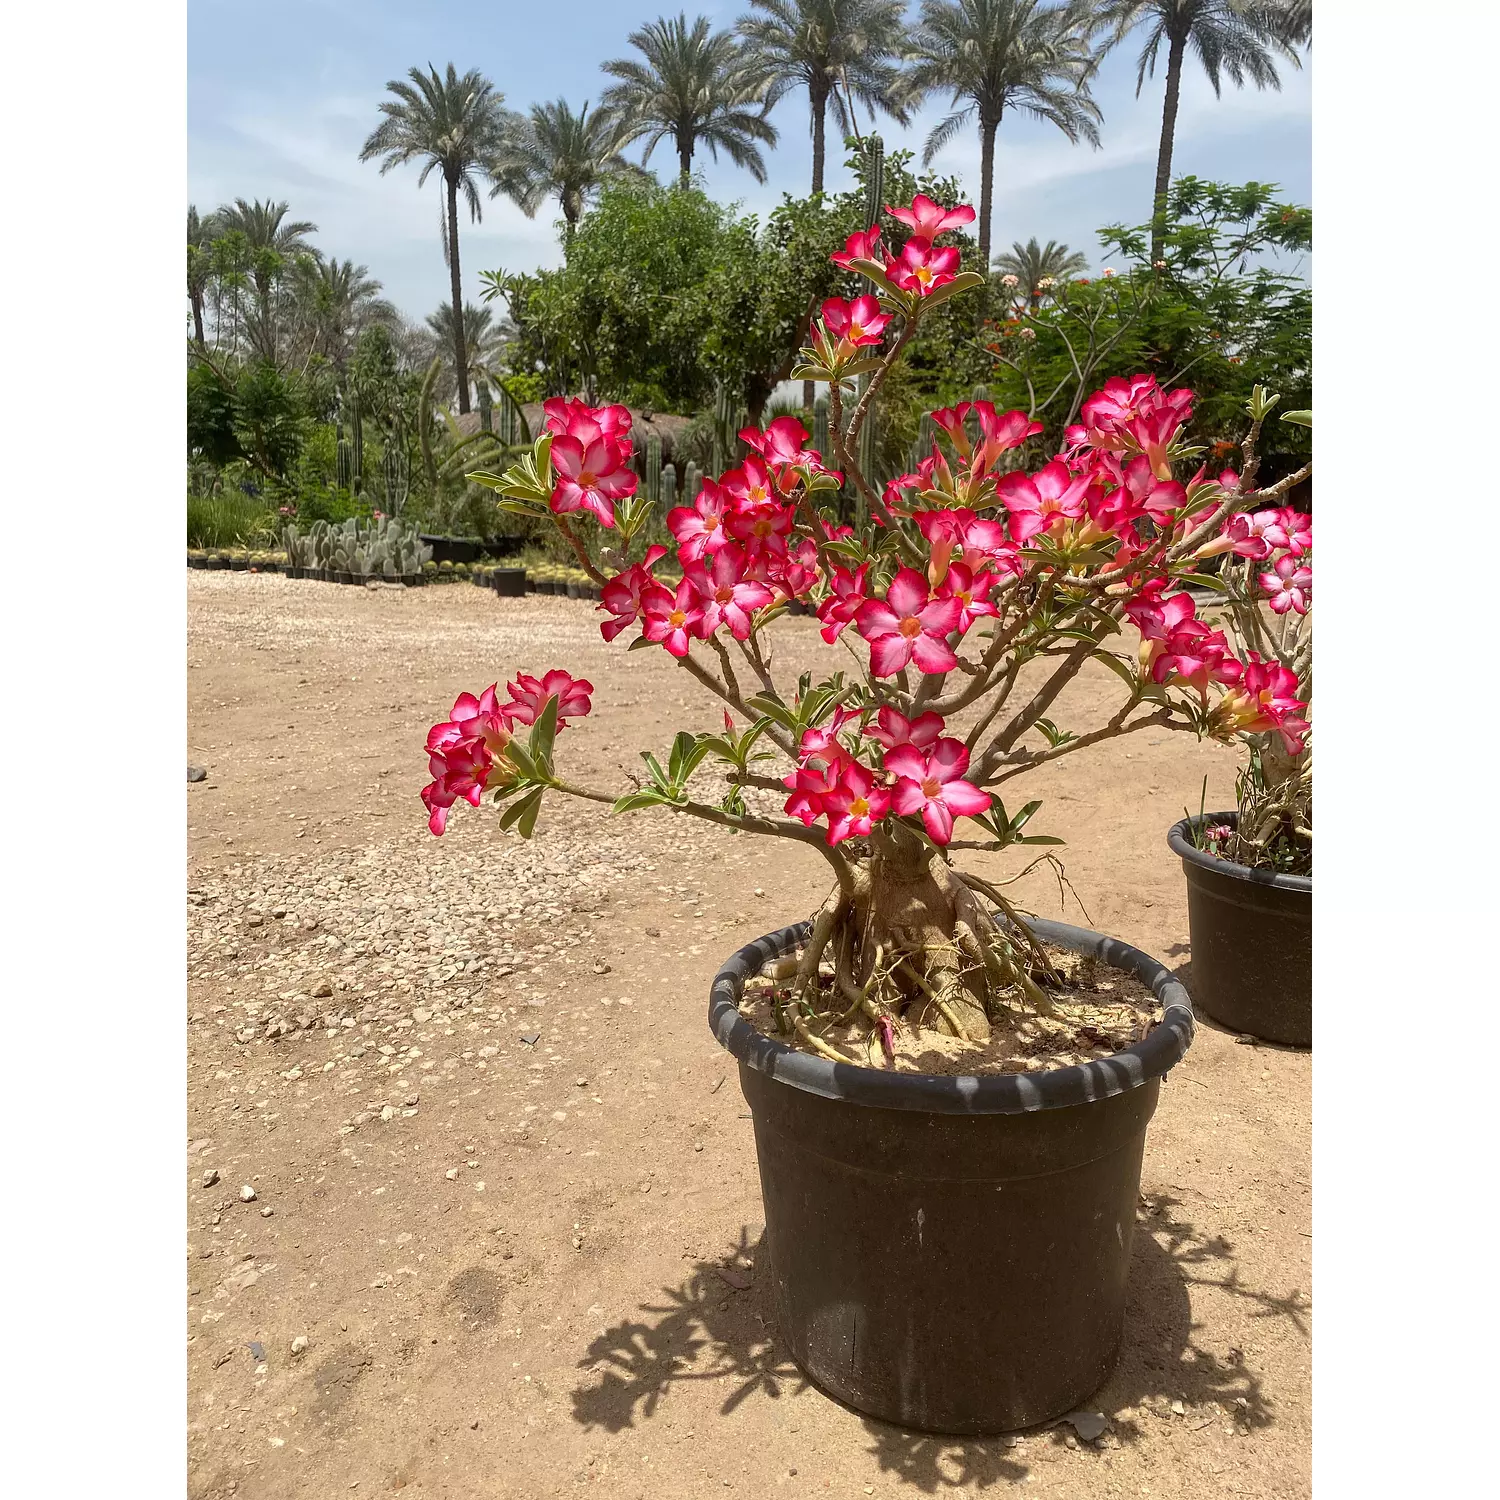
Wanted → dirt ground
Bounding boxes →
[186,573,1311,1499]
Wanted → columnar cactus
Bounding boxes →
[645,434,662,506]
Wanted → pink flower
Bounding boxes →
[885,195,976,238]
[504,670,594,727]
[549,433,636,528]
[598,545,669,641]
[1223,508,1292,561]
[725,497,794,561]
[1276,508,1312,556]
[721,454,779,511]
[543,398,632,444]
[440,684,515,757]
[830,224,883,270]
[1214,656,1310,755]
[937,561,999,631]
[974,403,1043,464]
[820,760,892,846]
[865,705,944,751]
[854,567,964,676]
[1124,583,1195,641]
[930,402,974,457]
[1149,620,1238,698]
[816,563,870,642]
[421,736,494,837]
[738,416,834,480]
[796,707,859,768]
[688,543,774,640]
[887,239,961,297]
[641,579,705,658]
[667,478,732,563]
[782,760,841,827]
[885,737,992,845]
[1260,555,1311,614]
[996,460,1092,543]
[821,295,891,347]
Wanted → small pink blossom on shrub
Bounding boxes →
[885,738,991,845]
[855,568,964,676]
[885,195,976,238]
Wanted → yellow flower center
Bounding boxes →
[850,797,869,818]
[921,777,942,798]
[669,609,686,629]
[578,470,597,488]
[899,616,922,638]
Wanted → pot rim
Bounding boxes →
[709,916,1193,1116]
[1167,811,1312,894]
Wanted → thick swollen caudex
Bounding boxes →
[437,197,1312,1053]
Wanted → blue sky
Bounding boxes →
[188,0,1310,323]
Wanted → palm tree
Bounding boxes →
[602,14,778,188]
[424,302,502,409]
[993,237,1088,307]
[905,0,1102,267]
[1096,1,1307,260]
[360,64,512,414]
[736,0,912,194]
[213,198,319,332]
[293,258,399,368]
[187,206,219,346]
[488,99,647,239]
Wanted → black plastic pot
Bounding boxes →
[493,568,527,598]
[419,534,484,565]
[710,916,1193,1435]
[207,556,228,570]
[1167,812,1311,1048]
[565,581,582,599]
[229,557,247,571]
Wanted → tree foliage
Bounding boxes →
[982,177,1311,478]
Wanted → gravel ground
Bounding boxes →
[187,572,1310,1499]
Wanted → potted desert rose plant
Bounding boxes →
[416,197,1312,1435]
[1167,399,1312,1046]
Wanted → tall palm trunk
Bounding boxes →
[977,112,1000,269]
[678,136,693,189]
[1151,33,1187,264]
[810,77,829,195]
[190,292,206,346]
[446,174,471,415]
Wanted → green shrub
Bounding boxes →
[187,489,277,549]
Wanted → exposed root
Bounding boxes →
[767,834,1080,1050]
[792,1016,859,1066]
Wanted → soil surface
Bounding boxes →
[738,945,1163,1075]
[187,573,1311,1499]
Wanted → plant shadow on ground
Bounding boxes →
[571,1199,1309,1491]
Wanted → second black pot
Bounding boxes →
[710,916,1194,1435]
[1167,812,1311,1047]
[492,567,527,597]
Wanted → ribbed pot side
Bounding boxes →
[710,916,1195,1435]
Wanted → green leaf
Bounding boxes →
[1175,572,1227,591]
[1017,834,1066,846]
[1281,409,1312,428]
[612,789,671,815]
[502,739,539,783]
[746,694,797,730]
[789,363,836,383]
[1009,800,1043,834]
[498,785,544,836]
[915,271,987,310]
[846,256,898,294]
[528,695,560,777]
[515,784,545,838]
[1094,651,1142,690]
